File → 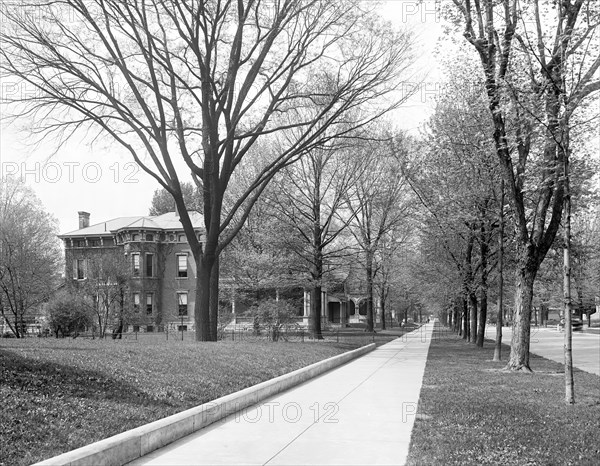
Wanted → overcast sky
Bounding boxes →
[0,1,444,234]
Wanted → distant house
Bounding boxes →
[301,266,384,327]
[58,211,204,333]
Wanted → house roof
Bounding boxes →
[59,211,204,237]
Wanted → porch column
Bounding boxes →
[303,290,310,317]
[231,286,236,324]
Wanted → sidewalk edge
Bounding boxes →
[33,342,376,466]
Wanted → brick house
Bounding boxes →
[59,211,204,333]
[59,211,386,333]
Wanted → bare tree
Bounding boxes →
[0,178,62,337]
[78,252,130,338]
[1,0,416,340]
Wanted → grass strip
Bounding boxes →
[407,324,600,465]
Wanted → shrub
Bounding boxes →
[46,290,92,337]
[250,299,298,341]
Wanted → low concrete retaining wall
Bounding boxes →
[34,343,376,466]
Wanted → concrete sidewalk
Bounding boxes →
[128,323,435,466]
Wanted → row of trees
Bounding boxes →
[403,0,599,404]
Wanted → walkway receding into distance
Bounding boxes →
[128,323,435,466]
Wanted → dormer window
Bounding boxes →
[132,233,140,241]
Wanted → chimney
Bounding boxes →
[78,211,90,229]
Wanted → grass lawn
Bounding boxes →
[0,331,399,466]
[407,325,600,465]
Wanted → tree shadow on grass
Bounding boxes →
[0,348,175,407]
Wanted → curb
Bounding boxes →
[34,342,376,466]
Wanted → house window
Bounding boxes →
[75,259,86,280]
[133,325,140,332]
[132,253,140,276]
[169,234,175,242]
[133,293,140,312]
[178,234,186,242]
[146,293,153,315]
[146,253,154,277]
[177,325,187,332]
[146,234,154,242]
[177,292,188,316]
[132,233,140,241]
[177,255,187,278]
[146,325,154,332]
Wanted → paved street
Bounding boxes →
[489,325,600,375]
[128,323,434,466]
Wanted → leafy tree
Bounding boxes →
[0,179,62,338]
[401,62,506,345]
[1,0,416,341]
[149,182,202,216]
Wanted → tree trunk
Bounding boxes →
[454,305,460,333]
[477,288,487,347]
[494,181,504,361]
[462,296,469,340]
[464,232,474,341]
[477,222,489,347]
[366,252,375,332]
[506,252,537,372]
[311,285,323,339]
[310,200,324,339]
[381,297,386,330]
[209,257,219,341]
[469,290,478,344]
[195,254,214,341]
[563,143,575,405]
